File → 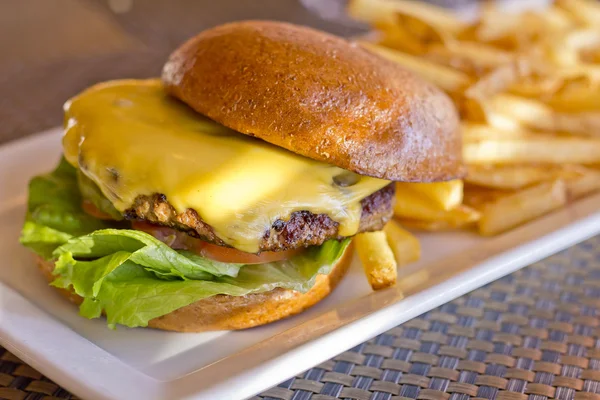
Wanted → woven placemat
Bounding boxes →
[1,235,599,400]
[252,235,600,400]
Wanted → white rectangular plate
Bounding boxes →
[1,128,599,400]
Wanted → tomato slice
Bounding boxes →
[131,221,187,247]
[193,240,303,264]
[82,200,116,220]
[131,221,302,264]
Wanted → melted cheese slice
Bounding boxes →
[63,79,391,253]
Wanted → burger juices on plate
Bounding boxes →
[20,21,463,332]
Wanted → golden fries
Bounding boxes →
[462,185,509,210]
[383,221,421,267]
[509,76,565,98]
[482,93,600,136]
[394,186,480,225]
[564,167,600,199]
[347,0,401,25]
[349,0,467,36]
[461,123,538,141]
[397,217,475,232]
[464,136,600,164]
[355,231,397,290]
[396,180,463,211]
[474,4,521,44]
[393,180,478,232]
[359,41,472,92]
[392,187,434,221]
[478,181,568,236]
[556,0,600,28]
[547,83,600,112]
[348,0,600,282]
[464,61,532,101]
[466,164,583,190]
[466,165,558,190]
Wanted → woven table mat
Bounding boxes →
[1,236,599,400]
[253,236,600,400]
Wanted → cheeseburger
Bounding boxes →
[20,21,463,332]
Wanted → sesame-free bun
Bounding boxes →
[35,242,353,332]
[162,21,464,182]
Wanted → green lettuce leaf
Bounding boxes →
[20,221,74,260]
[53,233,349,328]
[53,229,239,280]
[20,159,115,259]
[21,159,351,329]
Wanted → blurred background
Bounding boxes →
[0,0,473,141]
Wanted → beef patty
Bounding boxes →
[124,183,395,252]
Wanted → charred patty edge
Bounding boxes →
[124,183,395,252]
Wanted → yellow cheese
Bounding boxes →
[63,79,391,252]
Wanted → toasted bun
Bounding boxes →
[35,243,353,332]
[162,21,464,182]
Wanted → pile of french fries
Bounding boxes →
[352,0,600,290]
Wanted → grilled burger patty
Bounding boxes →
[124,183,395,252]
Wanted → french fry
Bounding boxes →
[475,7,571,50]
[424,46,482,76]
[464,61,533,104]
[468,164,583,190]
[378,22,430,55]
[510,76,565,98]
[394,202,480,228]
[539,6,576,32]
[461,123,539,141]
[448,41,516,67]
[465,164,582,191]
[427,41,516,74]
[352,0,600,243]
[394,184,479,224]
[564,168,600,199]
[355,231,397,290]
[358,41,472,92]
[582,48,600,63]
[482,93,600,136]
[463,185,509,210]
[393,13,448,50]
[466,165,558,190]
[347,0,401,25]
[397,218,475,232]
[563,28,600,54]
[555,0,600,28]
[558,63,600,82]
[351,0,467,34]
[474,2,522,44]
[554,164,589,181]
[396,180,463,211]
[383,220,421,267]
[546,45,579,69]
[393,187,437,220]
[464,136,600,164]
[547,84,600,112]
[478,181,568,236]
[393,0,469,36]
[435,205,481,227]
